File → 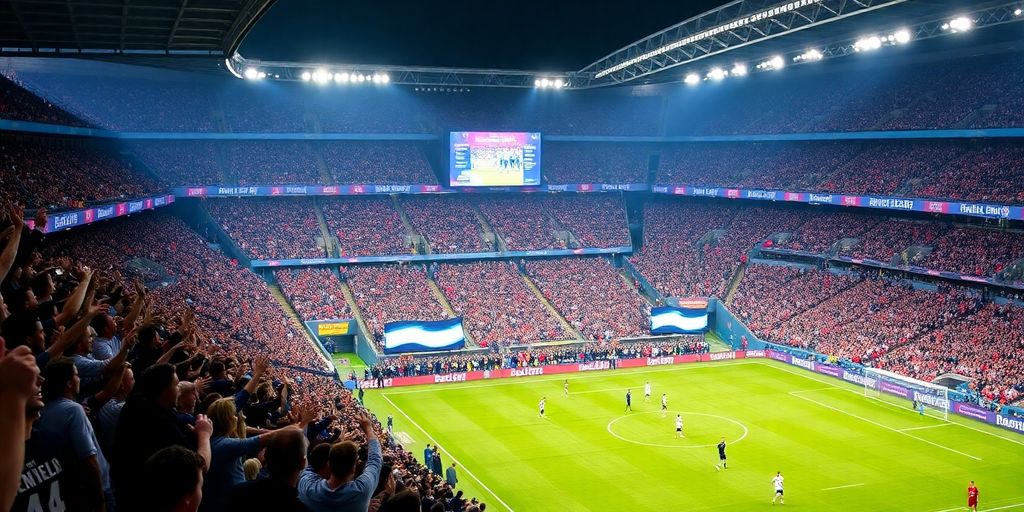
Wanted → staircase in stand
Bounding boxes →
[518,270,584,340]
[472,207,505,252]
[724,262,747,307]
[338,280,376,350]
[267,284,330,365]
[312,199,337,257]
[427,277,477,346]
[391,196,430,254]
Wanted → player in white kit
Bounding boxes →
[539,397,546,418]
[675,414,684,438]
[772,472,785,505]
[661,393,668,417]
[644,381,652,401]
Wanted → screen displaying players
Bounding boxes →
[450,131,542,186]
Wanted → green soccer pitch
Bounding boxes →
[362,359,1024,512]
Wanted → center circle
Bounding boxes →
[606,411,749,449]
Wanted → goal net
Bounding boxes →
[863,367,950,421]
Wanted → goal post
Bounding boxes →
[863,367,950,421]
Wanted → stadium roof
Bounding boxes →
[0,0,276,56]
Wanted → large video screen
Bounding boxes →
[650,300,709,334]
[383,317,466,355]
[449,131,542,187]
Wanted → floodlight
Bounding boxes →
[381,74,390,83]
[358,74,366,82]
[257,72,266,79]
[301,71,311,81]
[554,78,564,88]
[894,29,911,44]
[534,79,541,87]
[730,63,747,76]
[541,78,550,87]
[334,73,345,83]
[1015,8,1022,16]
[769,55,784,70]
[243,68,258,79]
[684,73,700,85]
[372,74,381,83]
[854,36,882,52]
[949,16,972,32]
[707,68,726,81]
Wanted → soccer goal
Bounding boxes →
[863,367,950,421]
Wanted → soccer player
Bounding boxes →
[772,472,785,505]
[387,414,393,434]
[625,390,632,412]
[715,437,728,470]
[675,414,684,438]
[661,393,668,417]
[539,397,546,418]
[563,379,569,397]
[968,481,979,511]
[644,381,652,402]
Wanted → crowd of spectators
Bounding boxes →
[0,73,84,126]
[275,268,353,321]
[206,198,325,260]
[1,206,482,512]
[435,261,569,346]
[781,212,879,254]
[543,144,649,184]
[127,141,225,186]
[321,198,412,257]
[344,264,450,349]
[544,195,631,248]
[320,142,438,185]
[367,336,709,378]
[0,137,161,211]
[476,196,562,251]
[525,258,649,340]
[225,142,324,185]
[399,196,491,254]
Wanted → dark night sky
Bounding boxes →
[240,0,726,70]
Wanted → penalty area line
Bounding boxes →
[820,483,864,491]
[788,391,981,461]
[899,424,952,432]
[380,392,516,512]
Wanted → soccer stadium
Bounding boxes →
[3,0,1024,510]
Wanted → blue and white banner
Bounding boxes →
[383,317,466,355]
[650,305,709,334]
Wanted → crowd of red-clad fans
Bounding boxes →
[207,198,325,260]
[322,198,412,257]
[526,258,648,340]
[275,268,353,321]
[435,261,569,346]
[399,196,491,254]
[731,265,1024,405]
[344,264,449,349]
[0,206,484,512]
[0,138,160,211]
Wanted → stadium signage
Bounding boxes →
[996,415,1024,434]
[953,403,994,422]
[814,363,842,378]
[790,357,814,370]
[913,391,950,411]
[745,350,766,357]
[746,190,777,200]
[709,351,737,361]
[434,373,468,383]
[646,356,675,366]
[510,367,544,377]
[769,351,790,362]
[578,361,612,372]
[52,213,78,230]
[842,371,876,388]
[653,185,1024,221]
[96,206,115,220]
[867,197,913,210]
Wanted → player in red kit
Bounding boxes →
[967,481,979,511]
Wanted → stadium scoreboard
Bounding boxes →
[449,131,542,187]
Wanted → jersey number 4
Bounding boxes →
[25,482,65,512]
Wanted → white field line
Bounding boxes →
[820,483,865,491]
[929,502,1024,512]
[381,392,516,512]
[899,424,952,432]
[382,360,758,395]
[788,391,981,461]
[759,361,1024,448]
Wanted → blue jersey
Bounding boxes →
[626,392,631,404]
